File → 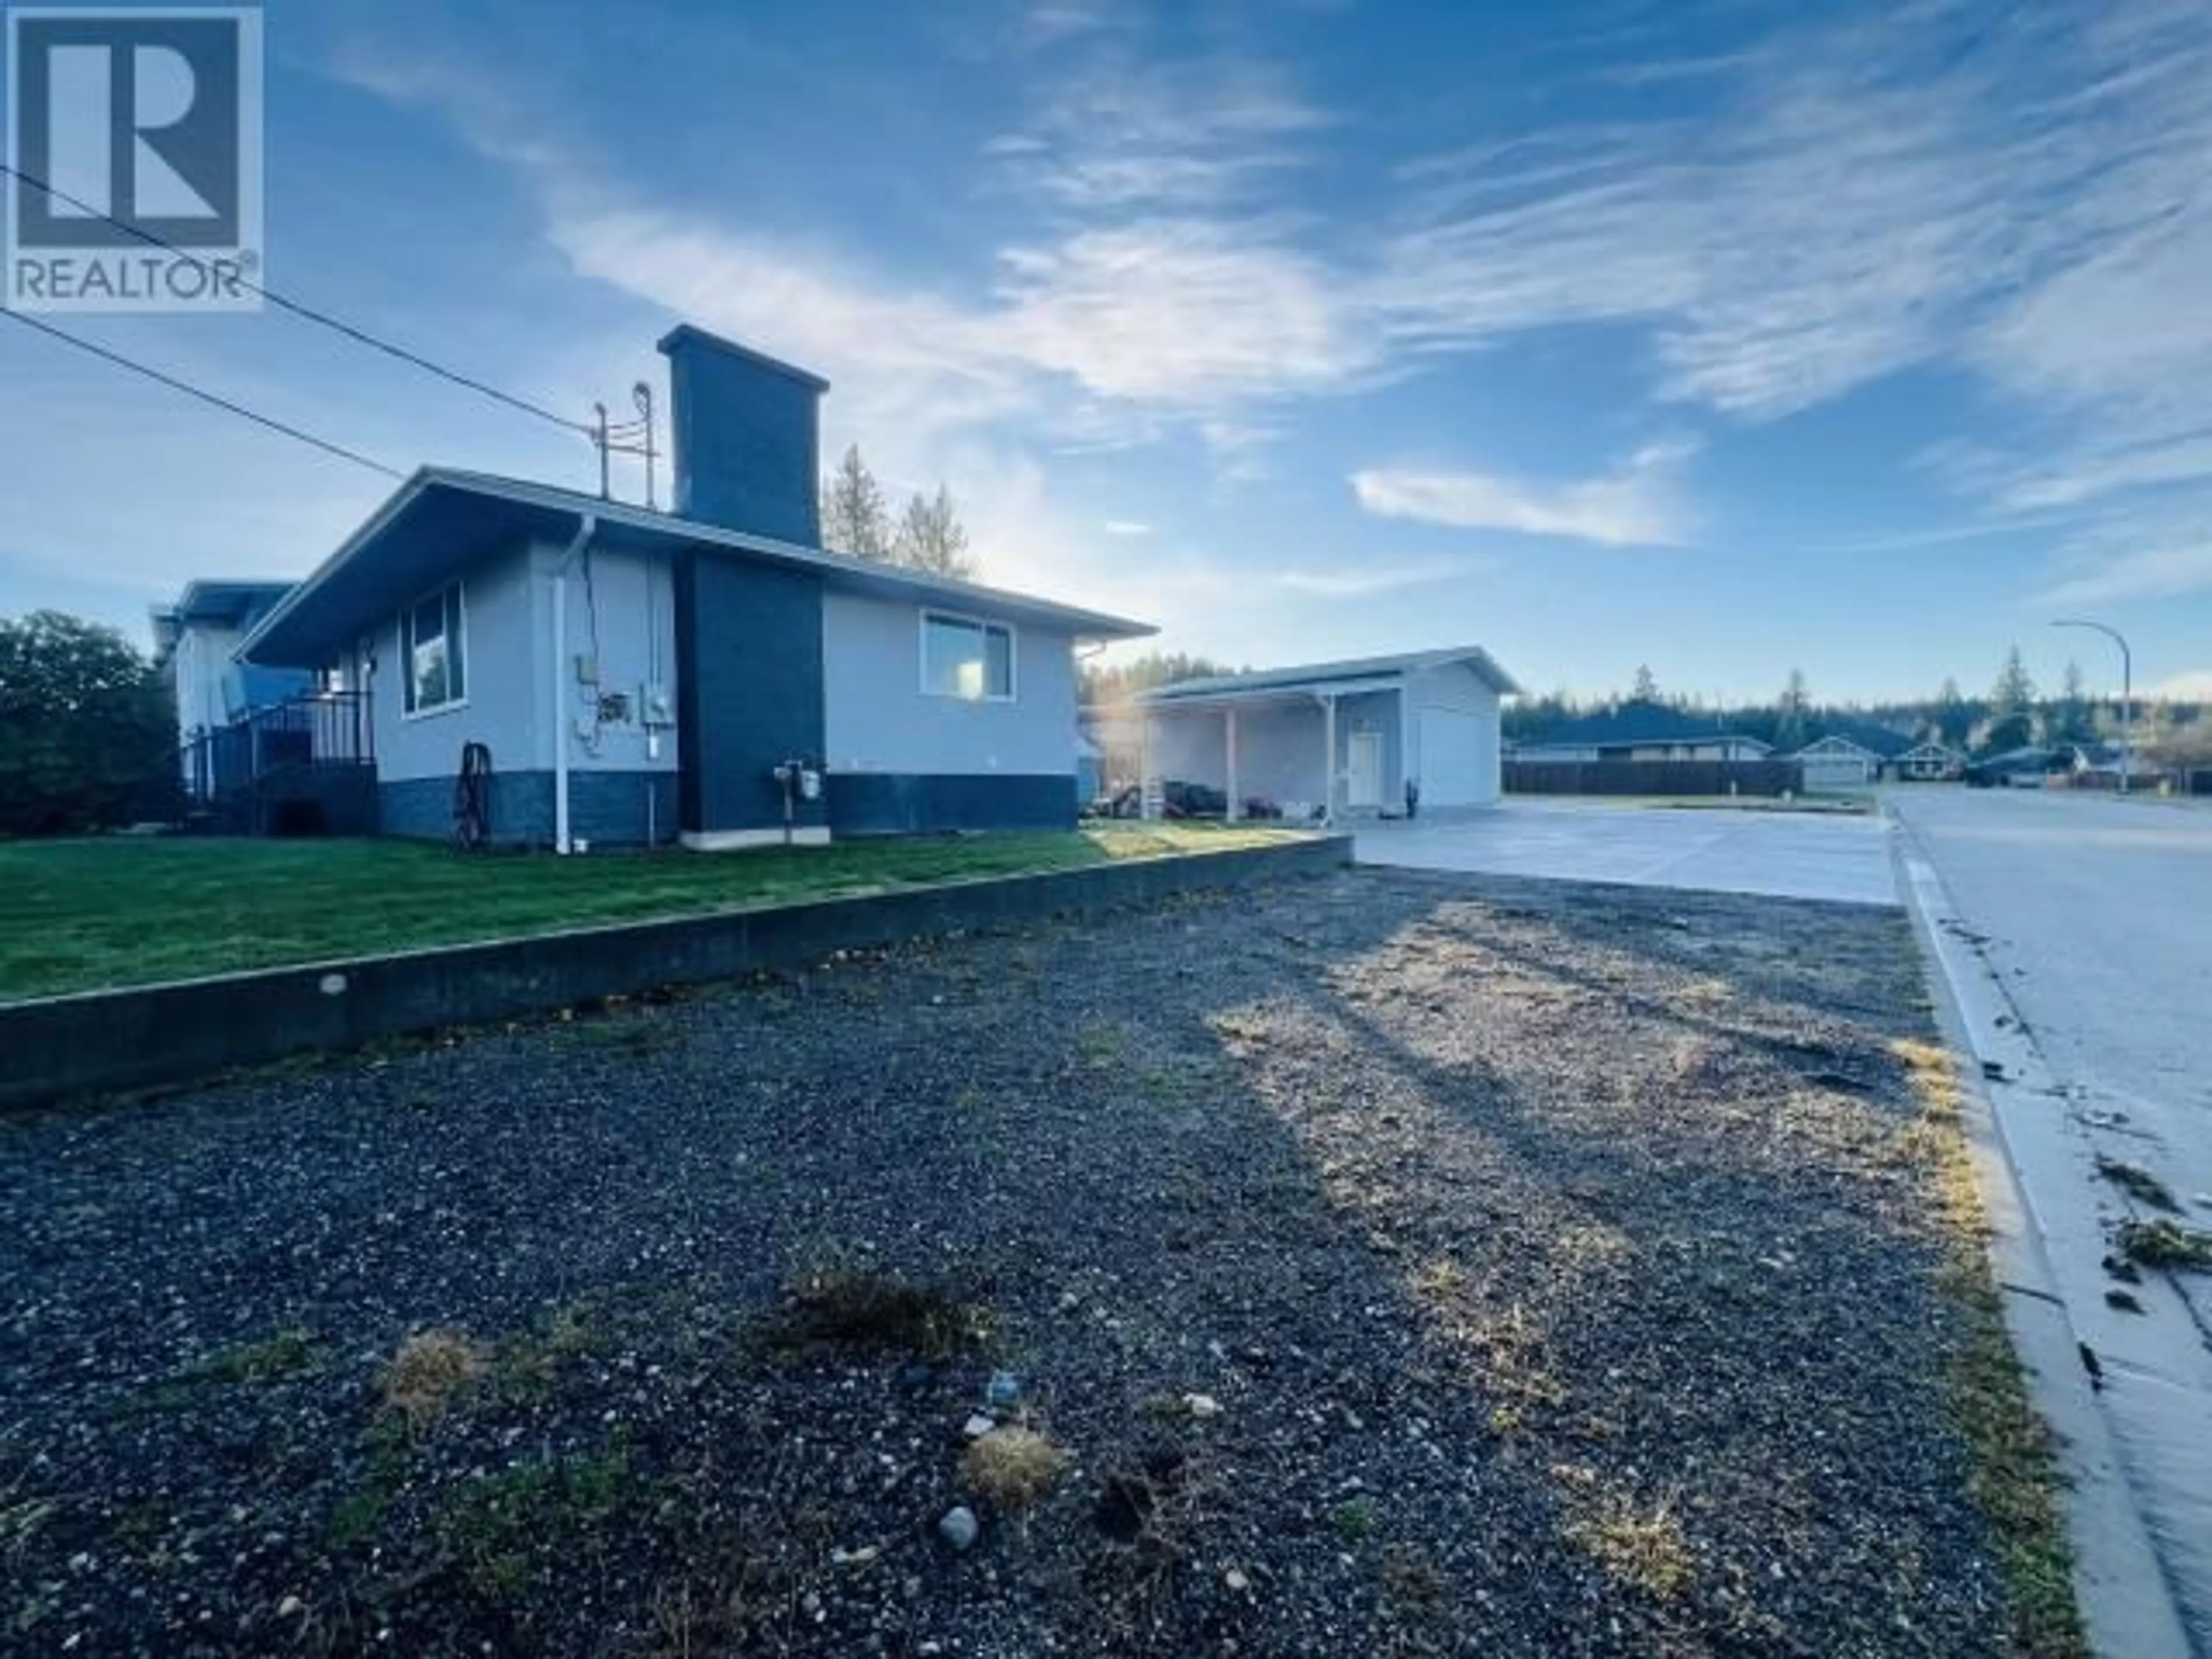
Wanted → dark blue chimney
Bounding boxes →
[657,325,829,546]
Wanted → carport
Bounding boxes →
[1132,645,1517,824]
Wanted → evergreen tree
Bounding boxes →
[820,445,891,560]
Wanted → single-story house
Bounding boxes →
[1127,646,1520,821]
[1790,724,1912,790]
[1892,741,1966,782]
[1517,700,1771,764]
[194,325,1153,848]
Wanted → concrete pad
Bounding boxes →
[1358,800,1899,906]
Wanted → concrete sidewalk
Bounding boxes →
[1358,800,1898,906]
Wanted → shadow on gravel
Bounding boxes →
[0,866,2022,1657]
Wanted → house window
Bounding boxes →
[402,582,467,715]
[922,611,1014,701]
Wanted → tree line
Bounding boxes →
[0,611,176,835]
[1501,647,2211,768]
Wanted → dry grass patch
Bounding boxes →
[1890,1037,2088,1657]
[380,1328,490,1427]
[1565,1493,1694,1601]
[960,1427,1070,1512]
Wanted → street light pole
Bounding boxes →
[2051,618,2133,794]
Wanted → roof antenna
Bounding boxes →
[634,381,657,510]
[588,383,659,508]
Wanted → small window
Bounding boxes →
[402,582,467,715]
[922,611,1014,701]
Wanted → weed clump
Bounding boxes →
[960,1427,1070,1512]
[2119,1218,2212,1271]
[380,1328,489,1427]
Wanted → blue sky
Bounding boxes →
[4,0,2210,704]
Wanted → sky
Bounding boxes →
[3,0,2210,706]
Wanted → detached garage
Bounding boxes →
[1130,645,1519,822]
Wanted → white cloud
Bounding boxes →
[1104,520,1152,536]
[1350,443,1694,547]
[2036,544,2212,606]
[1274,559,1475,597]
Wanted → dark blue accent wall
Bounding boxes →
[826,773,1077,835]
[381,771,677,848]
[673,552,827,838]
[658,326,826,546]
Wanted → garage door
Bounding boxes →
[1419,709,1488,806]
[1801,753,1871,791]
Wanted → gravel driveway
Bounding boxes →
[1,869,2037,1656]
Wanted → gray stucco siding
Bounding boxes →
[354,541,543,789]
[527,539,680,781]
[821,591,1080,781]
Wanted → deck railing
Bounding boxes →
[183,690,374,808]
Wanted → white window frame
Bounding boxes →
[400,579,468,719]
[919,608,1016,703]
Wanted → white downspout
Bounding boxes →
[551,514,597,854]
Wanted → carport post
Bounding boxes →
[1319,693,1338,824]
[1225,707,1242,822]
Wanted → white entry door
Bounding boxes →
[1347,730,1383,808]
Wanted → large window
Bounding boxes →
[922,611,1014,701]
[402,582,467,715]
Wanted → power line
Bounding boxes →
[3,309,405,480]
[1,161,594,437]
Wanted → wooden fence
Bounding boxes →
[1505,759,1805,797]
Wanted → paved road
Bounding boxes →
[1359,799,1898,905]
[1893,787,2212,1204]
[1892,787,2212,1655]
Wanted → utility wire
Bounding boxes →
[1,161,594,437]
[2,309,405,480]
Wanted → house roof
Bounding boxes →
[150,579,296,661]
[1525,699,1770,752]
[1820,719,1915,758]
[241,468,1155,667]
[1896,741,1965,762]
[1793,734,1882,760]
[1137,645,1520,709]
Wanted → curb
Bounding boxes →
[1889,813,2199,1659]
[0,835,1353,1113]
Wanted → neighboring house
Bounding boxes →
[1517,700,1771,764]
[151,579,351,824]
[153,579,310,752]
[1893,741,1967,782]
[1130,646,1520,821]
[211,325,1152,848]
[1790,725,1912,790]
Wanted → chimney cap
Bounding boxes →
[657,324,830,394]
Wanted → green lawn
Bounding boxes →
[0,825,1301,1001]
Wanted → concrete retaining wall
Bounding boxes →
[0,835,1350,1112]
